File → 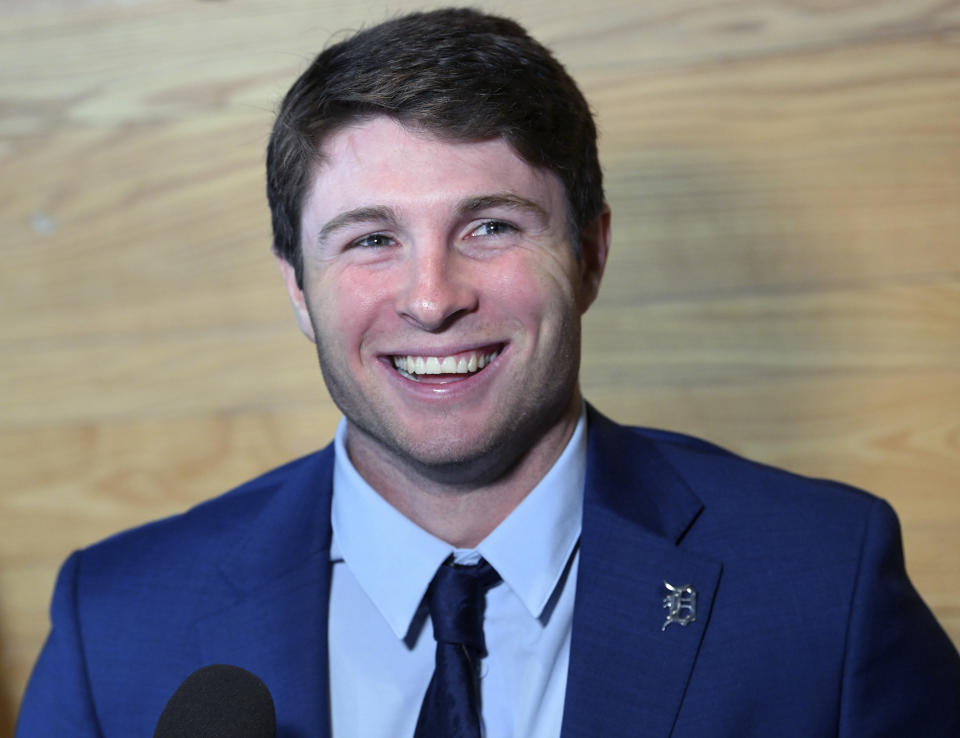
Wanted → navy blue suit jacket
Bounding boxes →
[17,408,960,736]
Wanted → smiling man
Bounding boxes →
[17,8,960,738]
[278,116,606,548]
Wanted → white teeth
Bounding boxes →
[392,349,501,376]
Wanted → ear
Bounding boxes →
[577,204,611,313]
[276,255,317,343]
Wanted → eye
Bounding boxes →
[351,233,396,249]
[469,220,517,238]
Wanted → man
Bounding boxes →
[16,8,960,737]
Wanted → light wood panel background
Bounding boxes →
[1,0,958,732]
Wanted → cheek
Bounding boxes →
[486,250,580,323]
[309,266,397,345]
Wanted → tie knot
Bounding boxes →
[426,559,500,654]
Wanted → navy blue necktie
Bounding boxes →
[414,559,501,738]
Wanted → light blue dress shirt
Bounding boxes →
[328,408,587,738]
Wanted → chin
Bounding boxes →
[400,434,496,468]
[376,425,515,482]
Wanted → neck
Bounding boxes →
[346,394,582,548]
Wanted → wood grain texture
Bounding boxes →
[2,1,958,733]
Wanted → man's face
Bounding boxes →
[280,116,608,482]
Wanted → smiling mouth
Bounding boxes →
[391,347,502,381]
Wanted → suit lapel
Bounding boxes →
[561,409,722,738]
[194,449,336,738]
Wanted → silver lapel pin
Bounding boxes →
[662,581,697,631]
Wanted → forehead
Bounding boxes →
[303,116,566,219]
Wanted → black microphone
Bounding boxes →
[153,664,276,737]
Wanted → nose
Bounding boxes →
[398,245,478,331]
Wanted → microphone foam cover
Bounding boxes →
[153,664,276,738]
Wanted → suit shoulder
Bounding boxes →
[631,423,833,477]
[78,448,332,574]
[636,424,876,507]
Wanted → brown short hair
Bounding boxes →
[266,7,604,286]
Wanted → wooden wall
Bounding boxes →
[1,0,958,732]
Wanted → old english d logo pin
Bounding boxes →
[662,581,697,631]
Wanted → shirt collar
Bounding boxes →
[330,407,587,638]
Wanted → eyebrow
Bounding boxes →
[316,206,397,247]
[457,193,549,222]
